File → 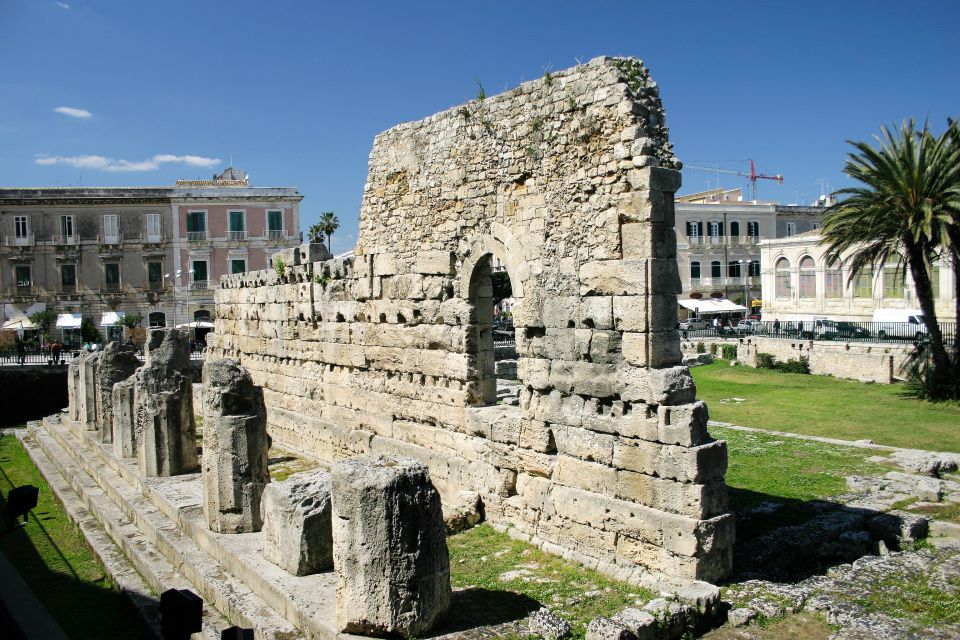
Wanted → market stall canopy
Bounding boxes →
[100,311,126,326]
[175,321,215,329]
[678,298,747,313]
[2,316,36,330]
[56,313,82,328]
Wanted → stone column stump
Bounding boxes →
[260,470,333,574]
[136,329,198,476]
[201,359,270,533]
[112,377,137,458]
[96,342,140,444]
[78,352,100,429]
[331,455,451,638]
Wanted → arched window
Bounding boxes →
[883,255,904,298]
[729,221,740,237]
[148,311,166,328]
[194,309,212,322]
[708,220,724,237]
[710,261,721,279]
[825,261,843,298]
[690,261,701,280]
[854,267,874,298]
[799,257,816,298]
[775,258,791,298]
[727,260,741,278]
[687,221,703,238]
[747,221,760,237]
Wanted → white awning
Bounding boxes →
[175,321,214,329]
[56,313,83,328]
[678,298,747,313]
[100,311,126,327]
[2,316,36,330]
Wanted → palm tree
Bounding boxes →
[307,222,325,245]
[821,119,960,399]
[320,211,340,253]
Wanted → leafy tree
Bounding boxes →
[821,119,960,399]
[119,313,144,329]
[491,270,513,308]
[319,211,339,253]
[28,309,57,340]
[80,317,102,343]
[307,222,325,245]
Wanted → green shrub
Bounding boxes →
[709,343,718,356]
[721,344,737,360]
[695,342,706,354]
[777,356,811,374]
[756,352,776,369]
[273,257,286,279]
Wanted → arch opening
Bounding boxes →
[465,253,517,406]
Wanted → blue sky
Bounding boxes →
[1,1,958,253]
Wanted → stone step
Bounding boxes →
[32,417,304,640]
[19,425,223,640]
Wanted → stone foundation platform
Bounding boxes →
[23,414,348,640]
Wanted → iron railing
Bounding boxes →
[679,320,957,345]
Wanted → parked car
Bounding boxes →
[733,319,761,334]
[678,318,709,331]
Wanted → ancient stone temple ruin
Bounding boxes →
[209,55,733,584]
[24,56,732,639]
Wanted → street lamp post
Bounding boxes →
[739,259,752,316]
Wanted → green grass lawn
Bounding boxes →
[691,362,960,452]
[0,433,152,639]
[715,426,888,514]
[448,524,653,639]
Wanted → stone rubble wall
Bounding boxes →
[209,57,733,584]
[736,337,912,384]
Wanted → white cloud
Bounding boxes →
[55,1,71,9]
[154,154,221,168]
[54,106,92,119]
[34,153,221,173]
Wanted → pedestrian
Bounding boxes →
[51,341,62,365]
[773,318,781,335]
[15,335,26,365]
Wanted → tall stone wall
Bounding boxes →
[209,57,733,584]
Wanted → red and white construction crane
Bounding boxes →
[684,159,784,201]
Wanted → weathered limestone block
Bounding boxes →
[67,357,80,421]
[202,359,270,533]
[77,352,100,428]
[443,490,484,534]
[112,377,137,458]
[96,342,140,444]
[260,470,333,574]
[332,455,451,638]
[136,329,198,476]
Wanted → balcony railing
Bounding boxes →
[52,234,78,245]
[98,234,123,245]
[142,281,166,292]
[688,276,761,290]
[5,234,35,246]
[187,231,208,242]
[141,234,164,244]
[685,235,765,248]
[101,282,124,294]
[226,230,247,241]
[58,283,78,294]
[189,280,209,291]
[266,229,285,240]
[12,284,35,296]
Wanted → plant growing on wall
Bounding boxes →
[274,257,286,279]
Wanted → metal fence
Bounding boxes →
[0,347,206,367]
[680,320,957,345]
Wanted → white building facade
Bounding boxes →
[759,231,957,322]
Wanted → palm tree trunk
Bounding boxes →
[327,233,332,253]
[905,243,952,396]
